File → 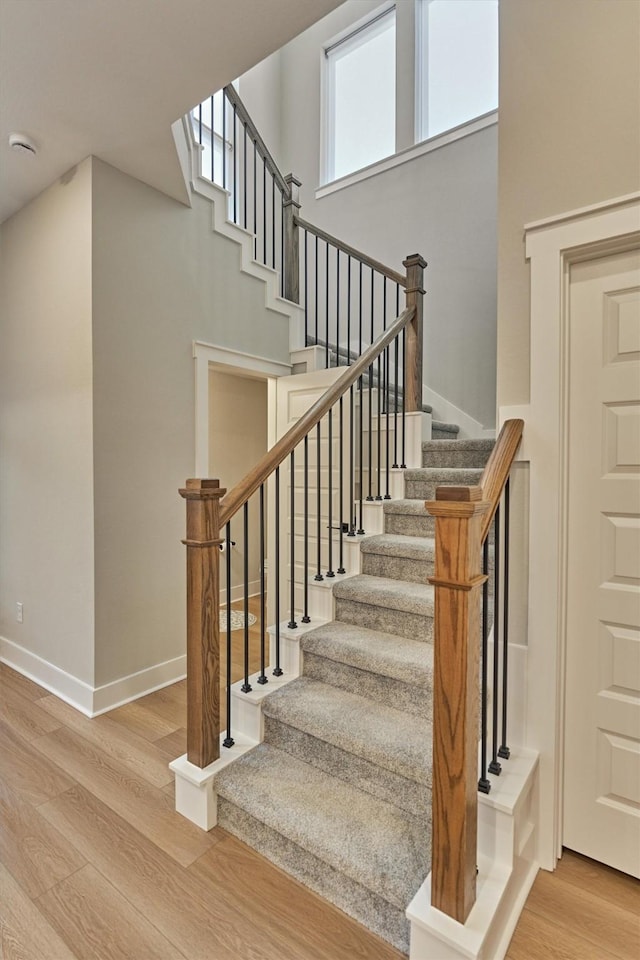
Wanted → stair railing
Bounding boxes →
[190,84,422,393]
[180,300,424,769]
[425,418,524,924]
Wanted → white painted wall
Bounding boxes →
[91,157,291,687]
[242,0,498,428]
[0,158,95,684]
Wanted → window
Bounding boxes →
[191,89,234,188]
[418,0,498,141]
[324,5,396,183]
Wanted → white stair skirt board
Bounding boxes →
[266,617,327,678]
[407,748,539,960]
[405,411,432,467]
[290,345,327,374]
[360,500,386,535]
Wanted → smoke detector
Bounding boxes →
[9,133,37,156]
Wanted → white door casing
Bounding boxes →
[563,250,640,876]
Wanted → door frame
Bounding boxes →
[192,340,291,476]
[499,192,640,872]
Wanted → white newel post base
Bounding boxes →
[405,411,432,467]
[169,734,255,831]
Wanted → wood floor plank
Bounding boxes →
[0,778,86,900]
[522,867,640,960]
[0,683,63,741]
[0,663,47,702]
[190,834,404,960]
[154,726,187,761]
[130,686,186,728]
[106,699,180,742]
[38,786,299,960]
[506,907,625,960]
[36,863,187,960]
[555,849,640,915]
[0,862,79,960]
[0,717,74,807]
[38,695,173,788]
[30,726,212,868]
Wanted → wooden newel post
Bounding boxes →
[425,485,490,923]
[179,478,226,769]
[403,253,427,413]
[284,173,302,304]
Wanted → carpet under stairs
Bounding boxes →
[214,437,493,955]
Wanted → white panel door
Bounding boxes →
[564,248,640,876]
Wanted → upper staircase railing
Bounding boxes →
[190,84,420,397]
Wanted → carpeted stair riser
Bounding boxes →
[361,550,433,584]
[404,467,483,501]
[335,596,433,643]
[264,715,431,818]
[302,650,432,720]
[217,798,412,952]
[384,502,436,537]
[431,424,459,439]
[422,438,494,469]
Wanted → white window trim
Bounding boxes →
[316,108,497,200]
[320,1,396,186]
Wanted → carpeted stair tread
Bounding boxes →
[431,420,459,435]
[383,498,433,516]
[262,676,432,786]
[214,742,430,910]
[422,438,495,468]
[422,438,495,452]
[360,533,435,562]
[404,466,483,485]
[301,620,433,687]
[333,574,434,617]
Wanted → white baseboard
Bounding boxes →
[423,385,495,440]
[220,580,261,605]
[0,635,186,717]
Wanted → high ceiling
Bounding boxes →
[0,0,342,223]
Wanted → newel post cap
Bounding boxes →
[179,479,227,500]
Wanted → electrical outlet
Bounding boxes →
[16,602,23,623]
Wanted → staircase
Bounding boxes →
[213,439,494,954]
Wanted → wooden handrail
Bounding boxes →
[223,84,289,197]
[295,216,407,287]
[479,419,524,542]
[219,306,415,528]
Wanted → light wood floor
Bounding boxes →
[1,651,639,960]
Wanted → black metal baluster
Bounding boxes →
[327,407,334,577]
[241,502,251,693]
[376,276,386,500]
[478,536,490,792]
[315,234,319,347]
[243,122,247,229]
[302,435,310,622]
[489,508,502,776]
[367,269,374,501]
[281,191,285,297]
[338,396,345,573]
[315,423,323,580]
[222,522,234,747]
[274,467,283,676]
[347,256,352,365]
[198,102,202,146]
[210,96,214,182]
[393,331,399,468]
[257,485,267,685]
[304,229,308,345]
[288,450,297,629]
[271,179,275,269]
[336,247,340,365]
[262,159,266,265]
[348,385,356,536]
[253,140,257,259]
[325,241,330,367]
[499,479,511,760]
[358,262,364,533]
[222,92,227,190]
[233,105,238,223]
[401,325,407,468]
[385,338,391,498]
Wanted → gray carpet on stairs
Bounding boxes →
[212,433,494,954]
